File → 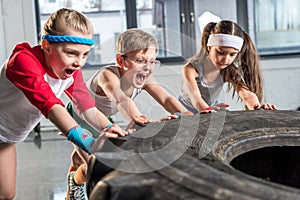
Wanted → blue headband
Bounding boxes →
[42,34,94,45]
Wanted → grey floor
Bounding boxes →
[15,128,77,200]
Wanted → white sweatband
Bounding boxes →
[207,34,244,51]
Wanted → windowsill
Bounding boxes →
[260,56,300,70]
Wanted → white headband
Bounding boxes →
[207,34,244,51]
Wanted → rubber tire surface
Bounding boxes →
[87,110,300,200]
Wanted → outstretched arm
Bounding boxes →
[47,104,78,134]
[80,107,127,138]
[144,75,190,115]
[182,64,210,113]
[47,104,95,153]
[98,68,147,124]
[238,87,278,110]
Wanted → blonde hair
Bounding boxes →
[42,8,94,37]
[116,28,158,55]
[190,20,263,105]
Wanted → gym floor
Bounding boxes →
[15,128,78,200]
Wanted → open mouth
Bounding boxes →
[136,73,147,84]
[66,69,75,75]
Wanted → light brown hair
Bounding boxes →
[42,8,94,37]
[116,28,158,55]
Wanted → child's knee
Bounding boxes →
[71,150,85,168]
[0,186,16,200]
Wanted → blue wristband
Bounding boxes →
[105,123,113,129]
[67,126,95,154]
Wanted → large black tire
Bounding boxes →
[87,110,300,200]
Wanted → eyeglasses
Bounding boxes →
[123,55,161,68]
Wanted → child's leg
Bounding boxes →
[70,146,90,184]
[66,146,90,199]
[73,164,87,185]
[0,143,17,200]
[69,148,84,171]
[74,145,91,165]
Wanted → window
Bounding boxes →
[36,0,199,66]
[193,0,238,52]
[37,0,127,66]
[36,0,300,67]
[137,0,184,59]
[254,0,300,55]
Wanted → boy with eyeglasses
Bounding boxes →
[66,28,192,199]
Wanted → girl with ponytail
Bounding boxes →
[179,20,277,113]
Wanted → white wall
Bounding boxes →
[0,0,37,64]
[81,58,300,125]
[260,58,300,110]
[159,59,299,111]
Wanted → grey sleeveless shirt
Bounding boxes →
[180,61,225,111]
